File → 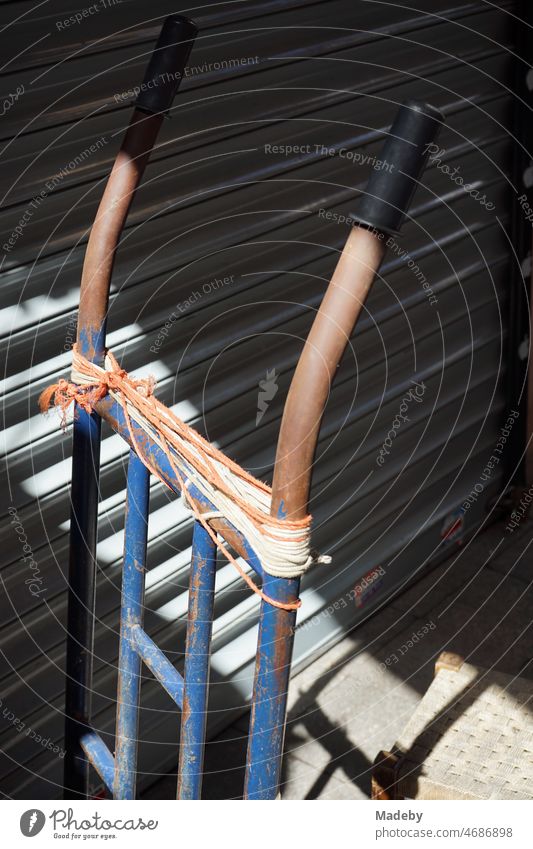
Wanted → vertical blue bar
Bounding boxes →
[244,572,300,800]
[113,450,150,799]
[64,326,105,799]
[177,521,217,799]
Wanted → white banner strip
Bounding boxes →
[3,799,531,848]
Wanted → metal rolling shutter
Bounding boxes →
[0,0,520,797]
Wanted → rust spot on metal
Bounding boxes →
[188,558,205,625]
[181,693,191,728]
[272,613,294,692]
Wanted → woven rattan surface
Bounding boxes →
[394,662,533,800]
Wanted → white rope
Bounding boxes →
[72,358,331,579]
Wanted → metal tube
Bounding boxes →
[63,15,197,799]
[76,14,197,361]
[77,110,164,362]
[243,572,299,799]
[132,625,184,707]
[79,731,115,794]
[271,226,387,520]
[177,521,218,799]
[271,100,442,519]
[244,227,386,800]
[63,409,102,799]
[245,101,442,799]
[114,451,150,800]
[63,113,166,799]
[246,101,443,799]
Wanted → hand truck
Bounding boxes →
[61,15,442,800]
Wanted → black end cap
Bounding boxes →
[350,100,444,237]
[136,15,198,116]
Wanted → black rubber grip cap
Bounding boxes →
[351,100,444,237]
[136,15,198,116]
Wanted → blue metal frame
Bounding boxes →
[65,388,297,799]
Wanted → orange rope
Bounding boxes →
[40,344,306,611]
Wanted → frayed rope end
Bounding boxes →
[38,378,108,430]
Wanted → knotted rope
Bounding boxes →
[40,345,331,611]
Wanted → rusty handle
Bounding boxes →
[271,100,443,521]
[77,16,198,361]
[271,227,386,520]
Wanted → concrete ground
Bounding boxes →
[145,514,533,800]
